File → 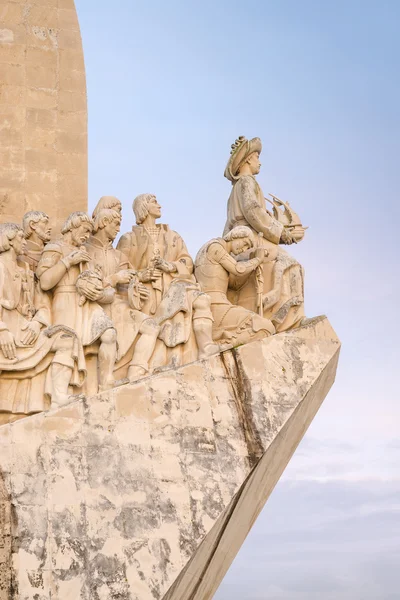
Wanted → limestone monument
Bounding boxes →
[0,5,340,600]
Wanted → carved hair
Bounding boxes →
[22,211,49,238]
[223,226,254,244]
[92,196,122,219]
[61,212,93,235]
[0,223,23,253]
[133,193,156,225]
[92,208,121,233]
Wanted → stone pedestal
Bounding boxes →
[0,317,340,599]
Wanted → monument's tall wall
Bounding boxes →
[0,0,87,232]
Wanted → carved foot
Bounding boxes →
[198,342,220,360]
[98,380,115,393]
[128,366,148,383]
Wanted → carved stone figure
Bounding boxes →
[118,194,218,368]
[0,223,85,421]
[223,136,306,332]
[37,212,117,393]
[86,202,160,381]
[20,211,52,272]
[195,226,275,346]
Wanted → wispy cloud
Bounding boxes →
[215,436,400,599]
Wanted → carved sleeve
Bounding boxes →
[211,243,261,276]
[36,249,66,291]
[238,176,283,244]
[171,232,194,277]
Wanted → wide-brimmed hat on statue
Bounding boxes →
[224,136,262,182]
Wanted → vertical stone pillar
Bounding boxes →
[0,0,87,234]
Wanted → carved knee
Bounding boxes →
[139,318,160,336]
[192,293,212,320]
[100,328,117,345]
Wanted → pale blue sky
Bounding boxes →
[76,1,400,597]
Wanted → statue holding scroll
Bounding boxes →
[117,194,219,368]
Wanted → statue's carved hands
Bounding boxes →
[21,320,41,345]
[139,268,154,283]
[280,228,297,245]
[0,330,16,360]
[153,257,177,273]
[115,269,137,285]
[65,248,92,268]
[138,283,150,301]
[78,278,104,302]
[255,247,265,262]
[139,268,161,283]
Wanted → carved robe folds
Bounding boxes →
[224,174,305,332]
[117,225,213,368]
[0,260,84,415]
[85,236,159,378]
[37,242,114,348]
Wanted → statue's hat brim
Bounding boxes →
[224,136,262,182]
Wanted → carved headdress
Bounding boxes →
[224,136,262,183]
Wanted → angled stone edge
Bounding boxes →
[163,318,340,600]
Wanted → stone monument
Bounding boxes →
[0,7,340,600]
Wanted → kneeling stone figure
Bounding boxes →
[195,226,275,346]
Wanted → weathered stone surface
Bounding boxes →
[0,317,340,599]
[0,0,87,232]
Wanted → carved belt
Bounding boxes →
[54,285,77,295]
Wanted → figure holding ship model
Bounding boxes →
[223,136,309,332]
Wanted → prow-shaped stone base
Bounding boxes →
[0,317,340,599]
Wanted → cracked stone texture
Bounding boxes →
[0,317,340,599]
[0,0,87,233]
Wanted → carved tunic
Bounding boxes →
[223,174,305,331]
[85,235,150,362]
[37,241,114,347]
[195,239,274,342]
[117,224,194,315]
[0,257,84,414]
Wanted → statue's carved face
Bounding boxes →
[11,231,26,256]
[247,152,261,175]
[31,217,51,243]
[147,196,162,220]
[230,237,252,256]
[71,222,93,246]
[103,216,121,242]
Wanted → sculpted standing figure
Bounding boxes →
[195,226,275,345]
[86,200,160,381]
[224,136,306,332]
[20,211,52,271]
[37,212,117,392]
[0,224,85,421]
[117,194,218,368]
